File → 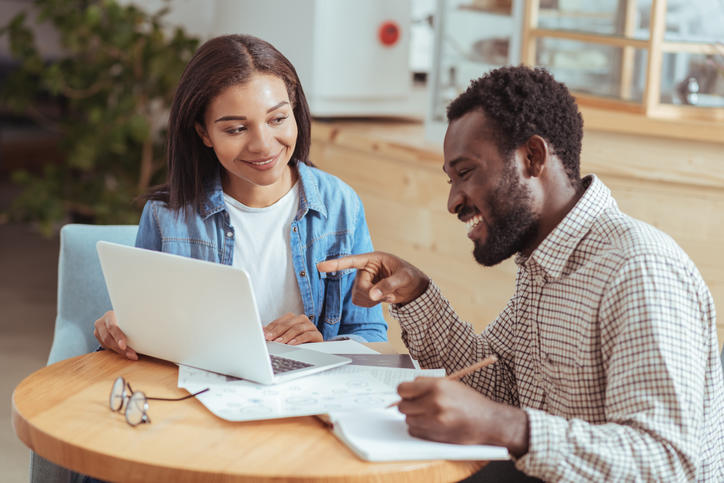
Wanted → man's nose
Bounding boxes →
[447,184,464,215]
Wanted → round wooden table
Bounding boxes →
[12,351,487,482]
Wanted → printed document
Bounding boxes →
[178,364,444,422]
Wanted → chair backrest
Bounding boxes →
[46,224,138,365]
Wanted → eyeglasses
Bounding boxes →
[109,376,209,427]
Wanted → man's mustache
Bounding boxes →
[457,205,477,222]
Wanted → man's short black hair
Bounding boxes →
[447,66,583,184]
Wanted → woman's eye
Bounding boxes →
[270,115,288,125]
[225,126,246,135]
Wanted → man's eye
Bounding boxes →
[459,167,477,179]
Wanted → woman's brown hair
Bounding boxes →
[149,34,312,210]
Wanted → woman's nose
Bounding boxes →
[246,125,273,154]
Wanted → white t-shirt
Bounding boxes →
[223,183,304,326]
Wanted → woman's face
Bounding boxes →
[196,73,298,206]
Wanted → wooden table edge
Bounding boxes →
[12,352,489,482]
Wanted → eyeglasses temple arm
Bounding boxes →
[145,387,209,401]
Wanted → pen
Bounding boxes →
[386,355,498,408]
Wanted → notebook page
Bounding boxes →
[328,407,510,462]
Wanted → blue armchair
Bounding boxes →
[32,223,138,483]
[47,223,138,364]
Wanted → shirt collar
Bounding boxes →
[197,162,327,220]
[515,175,612,280]
[295,162,327,220]
[199,169,225,219]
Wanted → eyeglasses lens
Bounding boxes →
[109,377,125,411]
[125,391,148,426]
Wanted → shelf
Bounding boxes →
[458,5,511,17]
[538,8,615,19]
[580,105,724,145]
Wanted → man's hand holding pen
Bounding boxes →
[387,355,527,455]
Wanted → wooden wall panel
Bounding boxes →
[311,121,724,353]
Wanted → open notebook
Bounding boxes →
[325,408,509,462]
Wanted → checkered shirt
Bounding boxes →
[390,175,724,482]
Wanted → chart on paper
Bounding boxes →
[178,364,444,422]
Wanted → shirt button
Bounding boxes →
[226,231,233,238]
[292,226,298,232]
[300,270,306,277]
[307,314,314,321]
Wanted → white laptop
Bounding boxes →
[96,241,351,384]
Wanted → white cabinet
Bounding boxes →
[212,0,417,117]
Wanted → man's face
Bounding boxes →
[443,110,540,266]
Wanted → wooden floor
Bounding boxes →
[1,117,62,480]
[0,219,58,482]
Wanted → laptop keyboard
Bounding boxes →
[270,354,313,374]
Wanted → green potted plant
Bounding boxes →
[1,0,199,235]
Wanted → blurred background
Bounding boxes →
[1,1,723,480]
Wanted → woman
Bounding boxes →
[94,34,387,359]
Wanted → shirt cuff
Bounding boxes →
[514,408,568,480]
[388,280,438,327]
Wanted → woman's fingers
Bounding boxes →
[287,328,324,345]
[264,313,323,344]
[93,310,138,360]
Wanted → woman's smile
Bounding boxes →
[240,149,282,170]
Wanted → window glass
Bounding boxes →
[536,37,647,102]
[660,51,724,107]
[537,0,649,40]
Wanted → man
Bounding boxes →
[317,66,724,481]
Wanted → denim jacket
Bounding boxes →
[135,162,387,342]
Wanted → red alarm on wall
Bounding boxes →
[378,20,400,47]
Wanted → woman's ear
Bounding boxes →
[194,122,213,148]
[523,135,548,178]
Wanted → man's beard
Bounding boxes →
[473,162,540,267]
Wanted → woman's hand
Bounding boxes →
[93,310,138,360]
[263,313,323,345]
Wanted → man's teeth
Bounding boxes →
[466,215,482,233]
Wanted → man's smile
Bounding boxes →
[466,214,483,237]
